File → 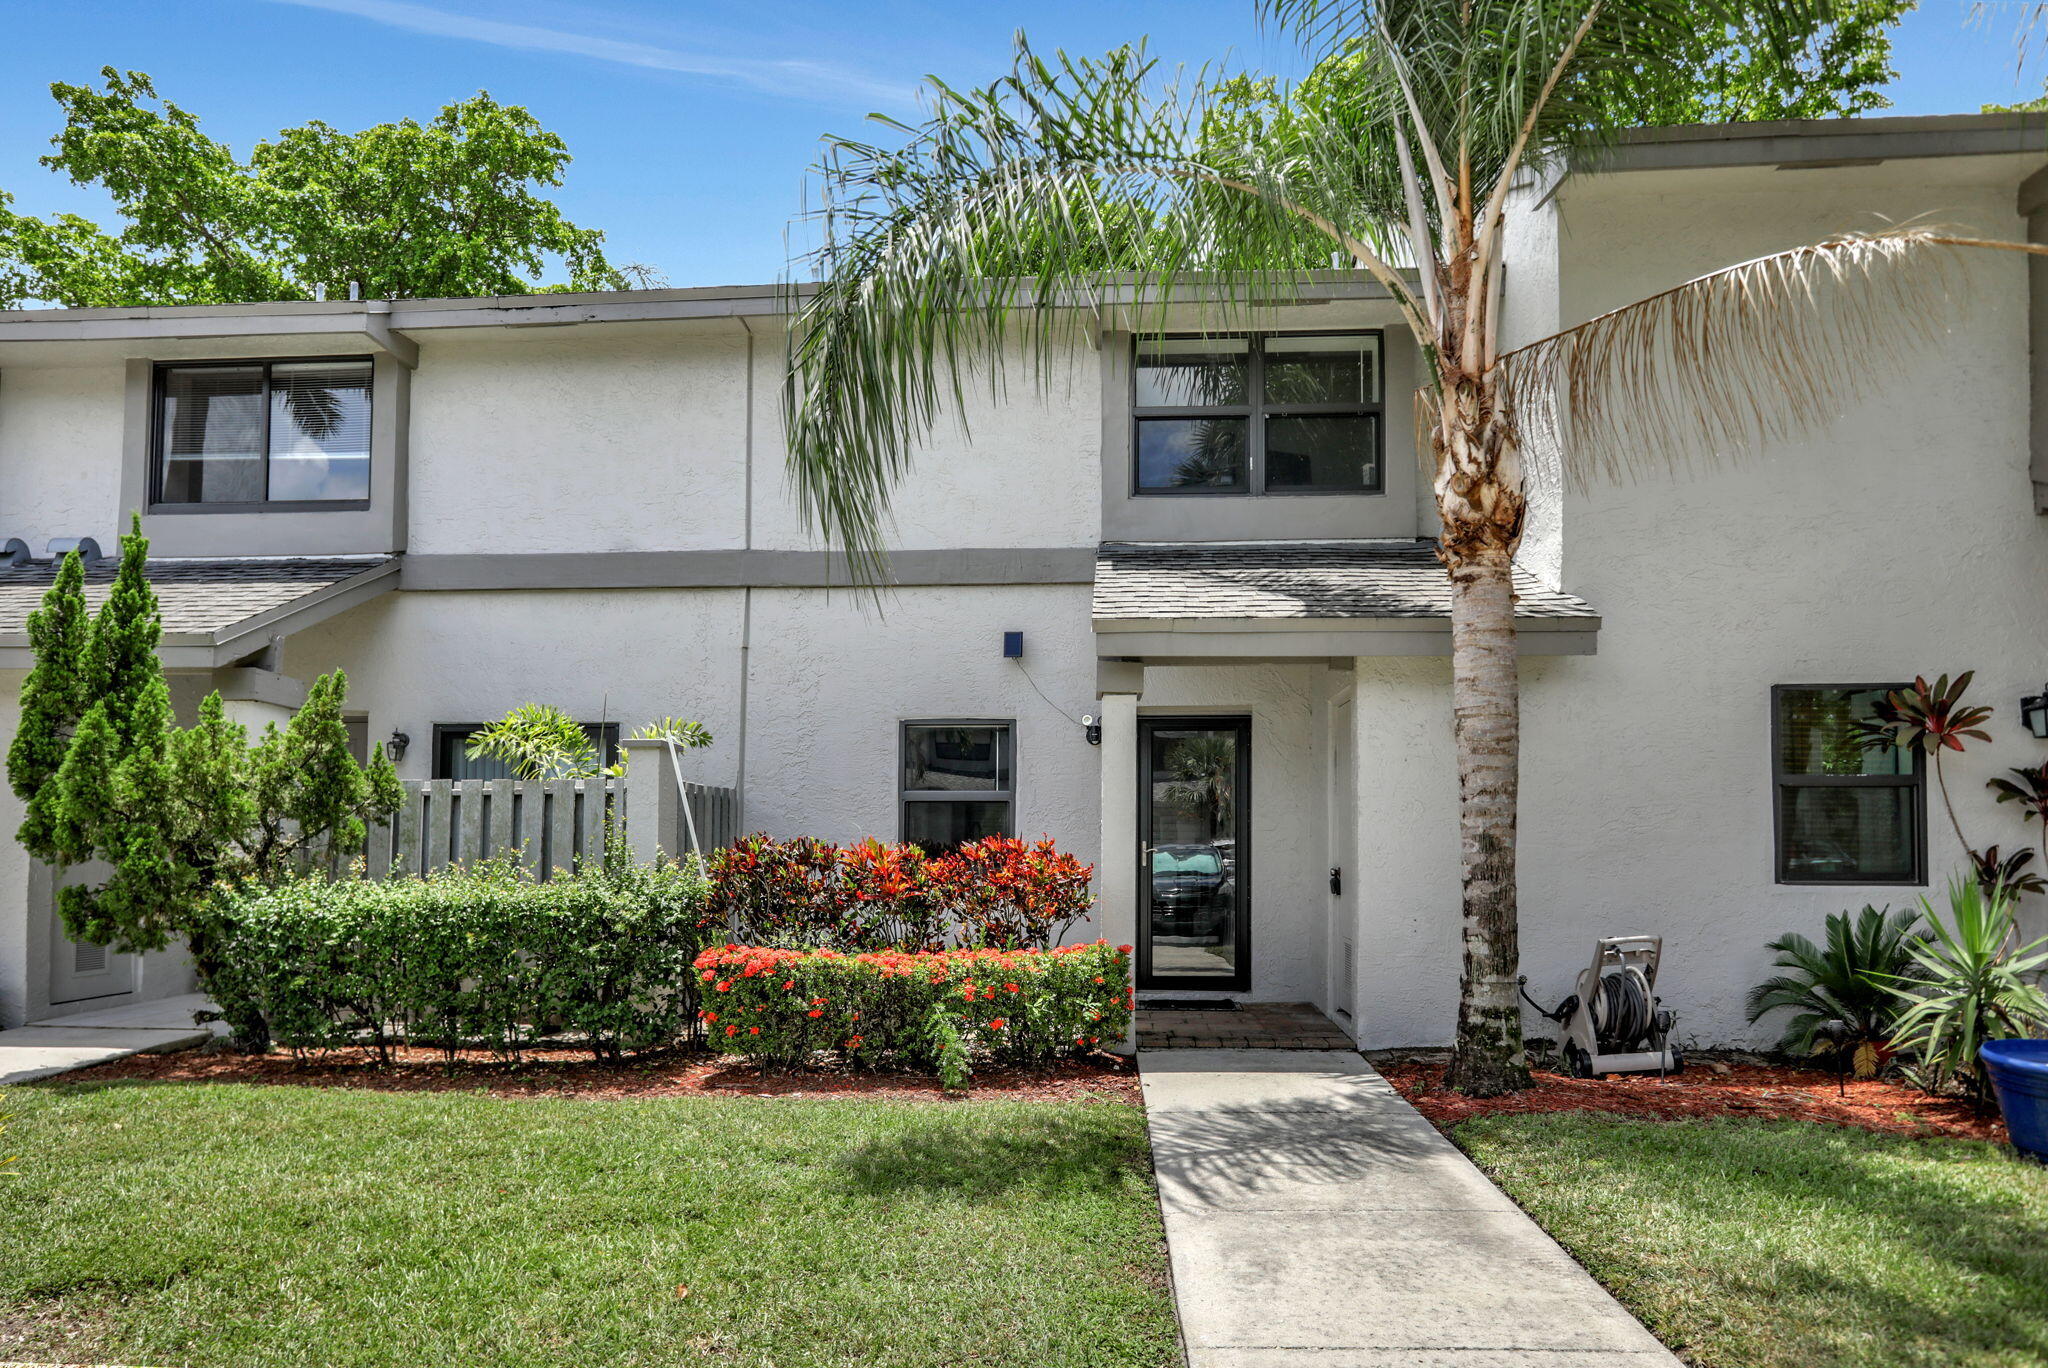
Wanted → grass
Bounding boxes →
[1455,1113,2048,1368]
[0,1080,1178,1368]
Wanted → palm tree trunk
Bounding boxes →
[1441,548,1532,1096]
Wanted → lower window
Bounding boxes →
[901,721,1013,851]
[432,722,620,781]
[1772,685,1925,884]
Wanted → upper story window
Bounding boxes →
[154,358,373,508]
[1133,333,1382,496]
[1772,685,1925,885]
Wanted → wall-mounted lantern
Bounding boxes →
[2023,688,2048,740]
[385,730,411,763]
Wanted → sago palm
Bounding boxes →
[1744,904,1922,1072]
[781,0,2047,1093]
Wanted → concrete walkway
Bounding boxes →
[0,993,221,1085]
[1140,1050,1680,1367]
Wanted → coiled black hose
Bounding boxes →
[1519,966,1655,1049]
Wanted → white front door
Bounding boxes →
[49,906,136,1006]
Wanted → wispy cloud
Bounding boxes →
[263,0,919,107]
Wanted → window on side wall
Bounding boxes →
[1132,332,1383,495]
[1772,685,1925,885]
[901,721,1014,852]
[153,357,373,508]
[431,723,622,781]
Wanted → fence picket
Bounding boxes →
[360,776,737,879]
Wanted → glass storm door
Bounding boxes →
[1139,717,1251,990]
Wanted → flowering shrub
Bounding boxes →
[930,837,1095,948]
[695,940,1133,1082]
[707,833,1094,951]
[204,857,717,1061]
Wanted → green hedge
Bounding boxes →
[694,940,1134,1086]
[205,858,716,1060]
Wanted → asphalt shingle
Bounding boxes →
[0,556,393,638]
[1093,541,1597,621]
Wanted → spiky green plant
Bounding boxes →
[464,704,605,780]
[1744,904,1922,1073]
[781,0,2048,1094]
[1885,876,2048,1104]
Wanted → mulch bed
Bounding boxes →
[1380,1057,2007,1143]
[62,1043,1142,1105]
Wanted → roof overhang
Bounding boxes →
[1580,112,2046,175]
[0,557,399,671]
[1095,614,1599,661]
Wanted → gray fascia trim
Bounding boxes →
[1095,614,1600,658]
[1098,625,1598,658]
[401,547,1100,591]
[1580,112,2047,174]
[207,559,403,664]
[0,271,1409,343]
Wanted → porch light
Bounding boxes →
[385,730,411,763]
[2024,689,2048,740]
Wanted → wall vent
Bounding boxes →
[72,940,108,975]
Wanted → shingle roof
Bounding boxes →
[0,556,395,639]
[1093,541,1597,622]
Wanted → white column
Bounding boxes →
[1096,690,1140,1054]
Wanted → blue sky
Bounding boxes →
[0,0,2029,288]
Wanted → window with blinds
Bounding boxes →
[155,358,373,506]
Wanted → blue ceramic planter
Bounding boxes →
[1981,1039,2048,1163]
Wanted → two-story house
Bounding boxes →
[3,111,2044,1051]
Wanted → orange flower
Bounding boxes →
[725,1025,738,1037]
[989,1018,1007,1030]
[749,1026,761,1035]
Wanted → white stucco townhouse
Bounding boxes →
[3,111,2045,1050]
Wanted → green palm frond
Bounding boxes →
[1744,903,1922,1055]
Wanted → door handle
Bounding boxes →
[1329,866,1342,896]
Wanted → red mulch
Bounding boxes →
[67,1043,1142,1105]
[1381,1058,2007,1143]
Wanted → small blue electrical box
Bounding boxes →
[1003,631,1024,659]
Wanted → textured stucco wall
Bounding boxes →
[406,326,752,555]
[1347,157,2045,1049]
[283,587,751,787]
[0,363,126,552]
[0,671,29,1025]
[747,330,1104,553]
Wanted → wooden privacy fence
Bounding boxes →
[364,739,738,880]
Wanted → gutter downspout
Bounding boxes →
[2020,162,2048,514]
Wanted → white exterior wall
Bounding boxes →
[0,362,126,551]
[1347,157,2045,1049]
[406,325,753,554]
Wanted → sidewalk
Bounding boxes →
[0,993,221,1085]
[1139,1049,1680,1367]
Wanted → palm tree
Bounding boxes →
[780,0,2046,1094]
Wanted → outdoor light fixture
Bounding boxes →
[385,730,410,763]
[1082,714,1101,747]
[2024,687,2048,740]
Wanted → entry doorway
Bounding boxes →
[1138,716,1251,991]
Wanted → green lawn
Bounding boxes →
[1456,1113,2048,1368]
[0,1081,1178,1368]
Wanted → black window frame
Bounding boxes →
[1770,683,1927,887]
[1130,330,1385,498]
[150,355,376,513]
[430,722,621,781]
[899,719,1016,850]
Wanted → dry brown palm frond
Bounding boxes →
[1496,227,2044,491]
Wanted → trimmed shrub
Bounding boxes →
[707,834,1094,951]
[204,857,716,1061]
[694,940,1134,1081]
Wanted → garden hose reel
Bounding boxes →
[1523,935,1682,1078]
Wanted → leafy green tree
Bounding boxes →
[0,69,638,308]
[8,520,402,1045]
[780,1,2046,1093]
[6,549,87,855]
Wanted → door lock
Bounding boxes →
[1329,866,1342,896]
